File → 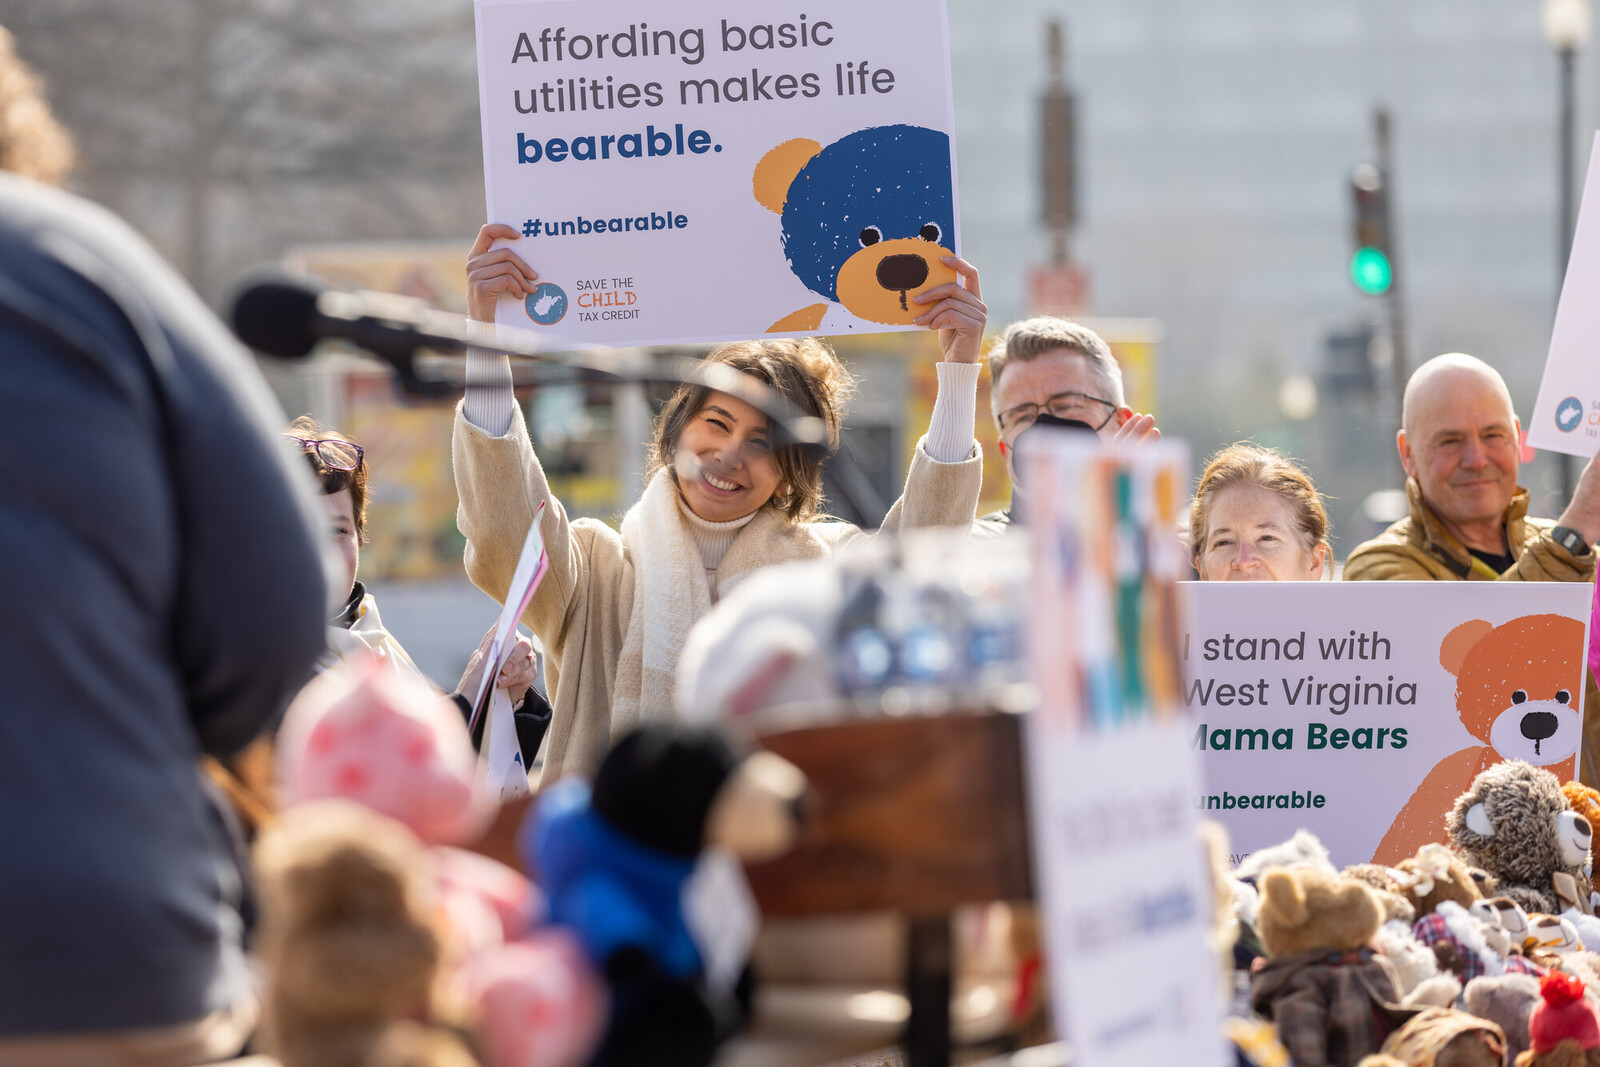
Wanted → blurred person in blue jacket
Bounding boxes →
[0,27,327,1065]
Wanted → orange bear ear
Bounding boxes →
[753,138,822,214]
[1440,619,1494,676]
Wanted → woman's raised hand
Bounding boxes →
[467,223,540,323]
[911,256,987,364]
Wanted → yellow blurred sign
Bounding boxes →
[284,241,470,314]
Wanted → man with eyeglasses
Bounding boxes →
[1344,352,1600,781]
[976,316,1160,532]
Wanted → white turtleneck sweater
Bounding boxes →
[680,502,757,595]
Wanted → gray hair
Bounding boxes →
[986,317,1125,424]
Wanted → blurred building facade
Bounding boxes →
[11,1,1599,668]
[948,0,1597,549]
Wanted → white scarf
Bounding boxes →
[320,592,430,686]
[612,470,830,731]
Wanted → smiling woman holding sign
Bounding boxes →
[454,223,987,783]
[1190,444,1332,582]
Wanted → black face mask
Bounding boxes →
[1011,413,1099,495]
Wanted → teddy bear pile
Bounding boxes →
[243,654,808,1067]
[1219,759,1600,1067]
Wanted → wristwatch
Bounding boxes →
[1550,524,1594,557]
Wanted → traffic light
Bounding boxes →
[1348,162,1392,295]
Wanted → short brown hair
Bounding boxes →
[650,338,853,521]
[987,317,1124,424]
[1188,443,1329,566]
[286,414,368,540]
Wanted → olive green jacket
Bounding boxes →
[1343,478,1594,583]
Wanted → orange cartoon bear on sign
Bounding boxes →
[1372,613,1585,865]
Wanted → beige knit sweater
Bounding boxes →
[452,401,982,784]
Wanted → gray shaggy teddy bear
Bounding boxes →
[1448,760,1592,917]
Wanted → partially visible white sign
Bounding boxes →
[1022,433,1227,1067]
[482,686,532,801]
[1529,133,1600,456]
[473,501,549,800]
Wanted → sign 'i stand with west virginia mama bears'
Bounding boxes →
[474,0,961,347]
[1179,581,1592,869]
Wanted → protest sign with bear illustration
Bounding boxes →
[474,0,960,347]
[1179,582,1592,869]
[753,125,957,332]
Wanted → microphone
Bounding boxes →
[227,273,888,522]
[229,273,507,362]
[227,273,834,451]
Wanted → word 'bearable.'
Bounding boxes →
[517,124,716,165]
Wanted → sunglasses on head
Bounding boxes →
[283,434,364,472]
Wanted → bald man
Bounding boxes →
[1346,354,1600,787]
[1345,352,1600,583]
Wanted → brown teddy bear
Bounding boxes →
[1371,1006,1506,1067]
[1377,614,1586,865]
[1344,864,1419,926]
[1450,761,1592,918]
[1251,867,1413,1066]
[1562,783,1600,916]
[1347,845,1489,928]
[254,800,478,1067]
[1396,845,1488,918]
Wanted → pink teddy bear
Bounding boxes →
[275,656,605,1067]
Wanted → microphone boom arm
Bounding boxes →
[233,277,880,520]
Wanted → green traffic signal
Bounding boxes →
[1349,246,1392,295]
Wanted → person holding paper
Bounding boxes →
[455,223,986,783]
[1344,353,1600,783]
[1188,444,1331,582]
[975,316,1161,532]
[282,417,546,746]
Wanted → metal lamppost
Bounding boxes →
[1543,0,1591,500]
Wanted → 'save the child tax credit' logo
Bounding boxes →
[524,282,569,325]
[1556,395,1584,434]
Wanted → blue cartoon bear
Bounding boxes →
[754,124,957,332]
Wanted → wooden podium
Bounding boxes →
[472,711,1035,1067]
[748,711,1035,1067]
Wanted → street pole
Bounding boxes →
[1557,44,1578,500]
[1374,108,1409,420]
[1041,19,1076,267]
